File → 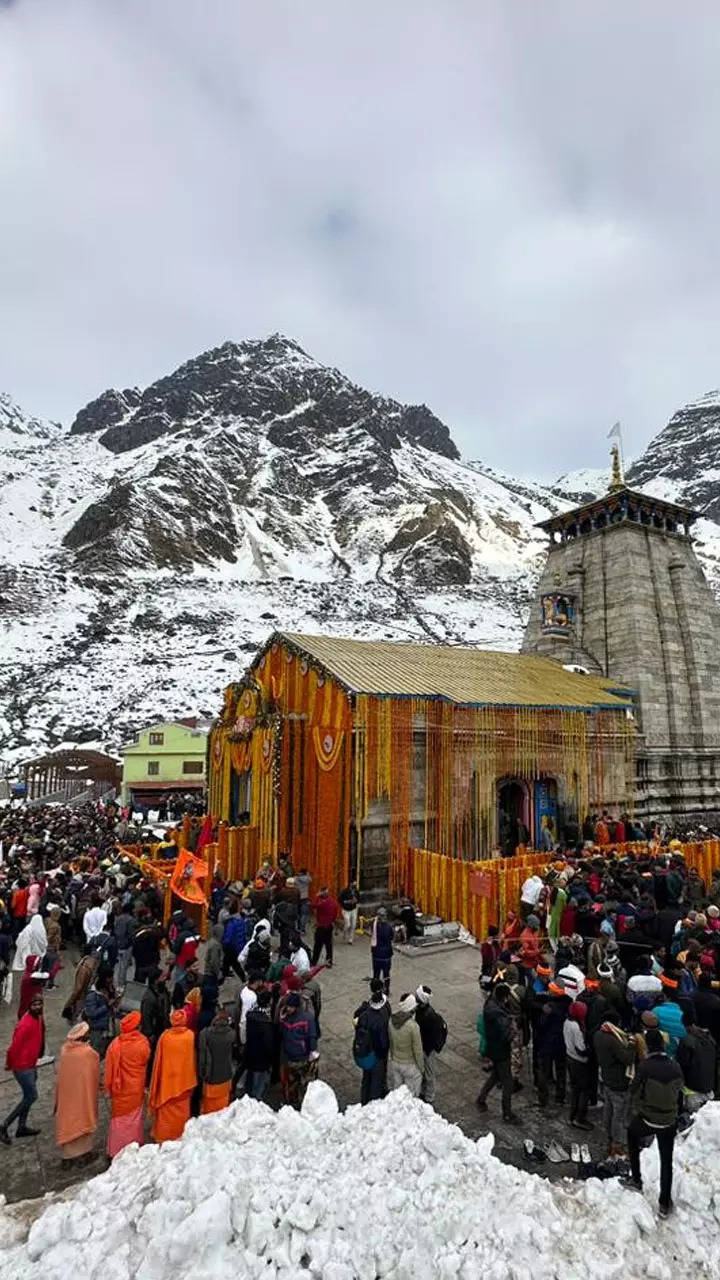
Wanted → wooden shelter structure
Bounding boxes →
[208,632,637,892]
[22,749,122,802]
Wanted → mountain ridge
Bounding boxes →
[1,339,720,764]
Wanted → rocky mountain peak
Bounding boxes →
[70,387,142,436]
[628,391,720,519]
[60,335,459,464]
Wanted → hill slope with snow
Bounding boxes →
[1,345,720,762]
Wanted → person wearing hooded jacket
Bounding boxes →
[353,978,391,1104]
[240,920,272,978]
[414,985,447,1105]
[476,983,519,1123]
[389,993,424,1096]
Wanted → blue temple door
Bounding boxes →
[534,777,558,846]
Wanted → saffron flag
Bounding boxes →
[170,847,209,906]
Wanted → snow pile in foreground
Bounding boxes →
[2,1085,720,1280]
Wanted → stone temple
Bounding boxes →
[522,450,720,823]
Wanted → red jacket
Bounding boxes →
[11,887,29,919]
[6,1012,44,1072]
[312,896,339,928]
[519,926,541,971]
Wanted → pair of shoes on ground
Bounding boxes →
[570,1142,592,1164]
[544,1140,571,1164]
[570,1118,594,1131]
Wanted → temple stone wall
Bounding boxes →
[523,502,720,822]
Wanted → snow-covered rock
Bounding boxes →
[1,1085,719,1280]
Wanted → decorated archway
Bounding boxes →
[497,777,530,855]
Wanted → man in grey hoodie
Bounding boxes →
[389,993,424,1096]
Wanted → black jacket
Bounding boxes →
[198,1022,235,1084]
[415,1003,447,1055]
[339,888,359,911]
[677,1026,717,1094]
[245,1008,276,1072]
[579,990,611,1040]
[535,995,570,1058]
[483,997,512,1062]
[593,1025,636,1092]
[631,1052,683,1126]
[354,998,391,1059]
[246,940,271,976]
[132,925,162,969]
[140,984,170,1045]
[692,988,720,1045]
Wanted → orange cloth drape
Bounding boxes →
[152,1094,193,1142]
[200,1081,231,1114]
[149,1018,197,1141]
[54,1040,100,1149]
[104,1020,151,1118]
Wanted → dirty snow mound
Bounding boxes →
[1,1084,719,1280]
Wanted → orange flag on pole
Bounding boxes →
[170,847,209,906]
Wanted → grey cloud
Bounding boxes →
[2,0,720,478]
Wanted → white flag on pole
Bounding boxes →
[607,421,621,439]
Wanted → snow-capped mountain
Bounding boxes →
[0,338,566,761]
[1,339,720,763]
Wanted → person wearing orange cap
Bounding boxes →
[148,1009,197,1142]
[54,1021,100,1164]
[104,1010,151,1158]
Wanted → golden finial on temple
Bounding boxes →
[607,421,624,492]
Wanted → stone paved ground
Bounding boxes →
[0,932,601,1205]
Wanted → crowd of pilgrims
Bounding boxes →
[2,800,720,1217]
[478,833,720,1213]
[0,800,443,1167]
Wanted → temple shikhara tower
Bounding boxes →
[523,447,720,821]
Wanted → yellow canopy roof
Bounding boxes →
[270,632,633,711]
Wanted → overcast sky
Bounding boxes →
[2,1,720,478]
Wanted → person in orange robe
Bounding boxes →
[54,1022,100,1164]
[148,1009,197,1142]
[104,1010,151,1158]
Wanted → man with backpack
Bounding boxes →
[353,978,391,1104]
[414,984,447,1105]
[622,1027,684,1218]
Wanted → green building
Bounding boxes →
[120,719,209,811]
